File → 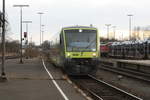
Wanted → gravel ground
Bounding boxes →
[96,66,150,100]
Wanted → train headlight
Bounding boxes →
[67,53,71,57]
[79,29,82,32]
[92,49,96,51]
[92,53,96,56]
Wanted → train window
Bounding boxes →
[64,29,97,52]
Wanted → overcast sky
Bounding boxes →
[1,0,150,44]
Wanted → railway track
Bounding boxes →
[99,63,150,83]
[70,75,142,100]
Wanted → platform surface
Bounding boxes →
[100,58,150,66]
[118,59,150,66]
[0,58,86,100]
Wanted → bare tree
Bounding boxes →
[42,40,50,50]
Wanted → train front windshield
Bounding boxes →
[65,29,97,52]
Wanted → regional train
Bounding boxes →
[100,39,150,59]
[52,26,100,75]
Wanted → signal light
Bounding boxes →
[24,32,27,38]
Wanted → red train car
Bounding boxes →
[100,42,111,57]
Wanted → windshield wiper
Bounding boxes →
[85,38,96,49]
[79,38,96,52]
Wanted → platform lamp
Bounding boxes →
[105,24,111,40]
[112,26,116,40]
[13,4,29,64]
[127,14,133,40]
[0,0,7,81]
[37,12,44,47]
[0,11,3,36]
[41,25,45,44]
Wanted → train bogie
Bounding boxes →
[63,58,98,75]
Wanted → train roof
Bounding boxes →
[62,25,97,29]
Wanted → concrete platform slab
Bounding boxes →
[100,58,150,66]
[0,58,86,100]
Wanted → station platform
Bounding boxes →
[99,58,150,73]
[0,58,86,100]
[100,58,150,66]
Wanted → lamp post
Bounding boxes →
[105,24,111,40]
[13,4,29,63]
[127,14,133,40]
[41,25,45,44]
[0,12,2,35]
[37,12,44,47]
[0,0,7,80]
[121,33,123,41]
[112,26,116,40]
[0,11,3,28]
[41,25,45,51]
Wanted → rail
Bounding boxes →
[99,59,150,74]
[69,75,143,100]
[99,61,150,83]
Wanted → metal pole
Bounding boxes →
[30,36,32,43]
[25,23,28,59]
[105,24,111,40]
[22,21,32,59]
[1,0,7,80]
[107,26,109,39]
[41,25,45,51]
[42,30,43,44]
[129,16,131,40]
[143,32,144,40]
[41,25,44,44]
[127,14,133,40]
[13,5,29,63]
[112,26,116,40]
[122,33,123,41]
[26,23,28,43]
[37,12,44,47]
[39,14,41,46]
[42,30,43,50]
[20,7,23,63]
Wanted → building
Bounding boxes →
[132,26,150,40]
[143,31,150,39]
